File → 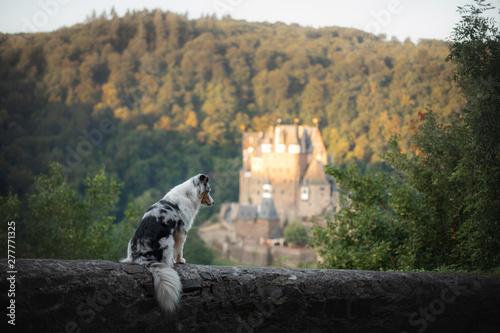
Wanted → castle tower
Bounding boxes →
[262,176,272,198]
[298,159,333,220]
[238,123,335,223]
[258,183,282,243]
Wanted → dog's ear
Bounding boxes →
[199,174,209,184]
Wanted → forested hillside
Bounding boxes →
[0,9,462,214]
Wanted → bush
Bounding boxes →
[183,227,214,265]
[311,1,500,272]
[11,162,139,260]
[284,221,309,246]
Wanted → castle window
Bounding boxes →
[262,144,272,153]
[288,144,300,154]
[263,183,272,198]
[301,186,310,201]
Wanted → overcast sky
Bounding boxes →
[1,0,499,43]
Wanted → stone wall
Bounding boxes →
[197,223,236,248]
[226,244,272,266]
[235,220,270,244]
[224,243,329,267]
[271,246,319,267]
[2,259,500,332]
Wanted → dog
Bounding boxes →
[121,174,214,313]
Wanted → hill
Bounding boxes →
[0,9,463,214]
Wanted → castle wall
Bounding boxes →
[298,184,333,219]
[197,224,236,247]
[239,125,336,223]
[265,152,300,221]
[241,173,264,206]
[225,243,319,267]
[235,219,268,243]
[10,259,500,332]
[239,170,253,204]
[247,152,302,221]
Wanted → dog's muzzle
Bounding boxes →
[201,191,214,206]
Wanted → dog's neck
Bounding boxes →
[163,182,201,225]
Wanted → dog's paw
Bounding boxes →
[176,258,186,264]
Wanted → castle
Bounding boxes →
[218,124,339,246]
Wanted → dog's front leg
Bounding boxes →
[174,230,187,264]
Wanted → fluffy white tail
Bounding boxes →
[120,239,133,263]
[148,263,182,313]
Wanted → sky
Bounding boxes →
[0,0,499,43]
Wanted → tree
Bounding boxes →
[312,112,470,271]
[182,227,214,264]
[312,1,500,272]
[0,191,20,253]
[284,221,309,247]
[107,201,143,260]
[18,162,133,260]
[311,165,411,270]
[301,78,325,121]
[384,112,468,269]
[0,8,468,246]
[446,0,500,270]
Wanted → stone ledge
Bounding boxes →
[1,259,499,332]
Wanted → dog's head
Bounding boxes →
[196,174,214,207]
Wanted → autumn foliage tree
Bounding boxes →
[312,1,500,272]
[0,9,463,207]
[0,8,471,265]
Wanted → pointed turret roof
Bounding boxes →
[310,127,327,155]
[302,159,329,185]
[258,196,279,221]
[236,204,258,221]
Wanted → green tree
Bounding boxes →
[312,112,468,271]
[446,0,500,271]
[106,202,143,260]
[311,165,410,270]
[0,191,21,253]
[20,162,124,259]
[0,191,20,223]
[284,221,309,247]
[0,8,469,239]
[312,0,500,272]
[384,112,468,269]
[182,227,214,265]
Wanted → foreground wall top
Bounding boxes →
[1,259,499,332]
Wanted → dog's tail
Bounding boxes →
[120,239,133,263]
[148,263,182,313]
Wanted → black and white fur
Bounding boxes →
[121,174,214,313]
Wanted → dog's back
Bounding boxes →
[121,174,214,313]
[125,200,181,266]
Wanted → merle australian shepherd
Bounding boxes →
[121,174,214,313]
